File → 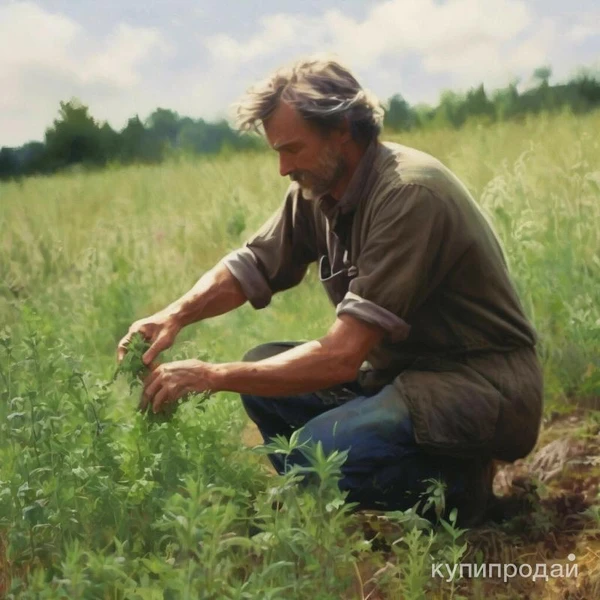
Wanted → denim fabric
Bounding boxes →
[242,384,478,512]
[240,342,493,515]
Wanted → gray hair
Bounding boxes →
[234,55,385,144]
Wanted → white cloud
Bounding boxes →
[565,13,600,44]
[208,14,302,64]
[197,0,578,109]
[325,0,532,71]
[509,19,557,74]
[85,24,169,87]
[0,2,80,72]
[203,0,536,81]
[1,0,596,147]
[0,1,169,144]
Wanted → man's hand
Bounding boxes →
[117,312,181,366]
[140,359,214,414]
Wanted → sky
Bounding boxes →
[1,0,599,147]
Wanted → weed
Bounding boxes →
[1,111,599,597]
[112,332,151,390]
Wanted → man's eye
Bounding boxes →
[275,145,301,156]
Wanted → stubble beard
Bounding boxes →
[292,147,346,200]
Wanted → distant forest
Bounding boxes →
[1,66,599,181]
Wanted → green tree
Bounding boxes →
[385,94,417,131]
[0,147,18,180]
[533,66,552,88]
[463,84,495,122]
[146,108,182,148]
[119,116,163,164]
[571,68,600,112]
[17,142,49,175]
[99,123,121,164]
[492,79,521,120]
[434,90,466,128]
[44,99,107,169]
[176,118,254,155]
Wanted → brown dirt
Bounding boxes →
[240,407,600,598]
[241,421,264,449]
[343,407,600,599]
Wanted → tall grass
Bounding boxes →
[1,109,599,597]
[2,109,598,401]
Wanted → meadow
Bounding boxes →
[1,110,599,598]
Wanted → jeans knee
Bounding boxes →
[295,419,338,456]
[241,344,270,362]
[240,393,264,420]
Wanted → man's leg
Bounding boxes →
[289,384,493,524]
[240,343,493,525]
[240,342,363,473]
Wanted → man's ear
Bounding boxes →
[323,116,352,146]
[338,115,352,143]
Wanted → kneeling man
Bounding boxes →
[119,56,543,527]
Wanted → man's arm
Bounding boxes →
[120,185,316,366]
[141,314,385,412]
[212,314,384,396]
[166,260,248,326]
[117,261,247,365]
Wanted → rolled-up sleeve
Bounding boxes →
[221,185,318,309]
[337,184,461,341]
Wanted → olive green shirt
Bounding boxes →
[223,140,543,460]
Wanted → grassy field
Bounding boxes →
[1,110,600,598]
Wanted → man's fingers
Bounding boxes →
[142,367,161,388]
[144,370,163,400]
[140,369,161,411]
[117,324,149,363]
[143,330,173,365]
[152,385,170,414]
[116,335,134,363]
[142,343,161,366]
[117,345,126,363]
[139,389,150,412]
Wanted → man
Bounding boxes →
[118,56,543,526]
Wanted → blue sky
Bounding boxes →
[1,0,599,146]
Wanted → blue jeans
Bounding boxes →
[241,343,491,516]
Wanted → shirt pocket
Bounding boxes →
[319,253,357,306]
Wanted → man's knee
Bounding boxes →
[295,412,344,457]
[240,392,268,423]
[241,341,302,362]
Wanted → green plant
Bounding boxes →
[2,110,600,598]
[112,332,151,390]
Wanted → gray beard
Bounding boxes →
[294,155,346,200]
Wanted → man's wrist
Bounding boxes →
[163,302,189,330]
[205,363,224,393]
[188,361,223,394]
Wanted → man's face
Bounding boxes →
[263,101,347,200]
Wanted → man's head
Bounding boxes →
[234,56,384,199]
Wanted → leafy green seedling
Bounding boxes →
[113,334,176,422]
[113,332,151,390]
[113,333,211,423]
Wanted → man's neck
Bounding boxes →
[329,140,370,201]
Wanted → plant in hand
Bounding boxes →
[113,333,176,422]
[113,332,151,390]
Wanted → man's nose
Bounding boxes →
[279,154,294,177]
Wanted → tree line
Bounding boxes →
[0,105,261,180]
[1,66,599,181]
[385,66,600,131]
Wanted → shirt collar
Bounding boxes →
[317,139,380,220]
